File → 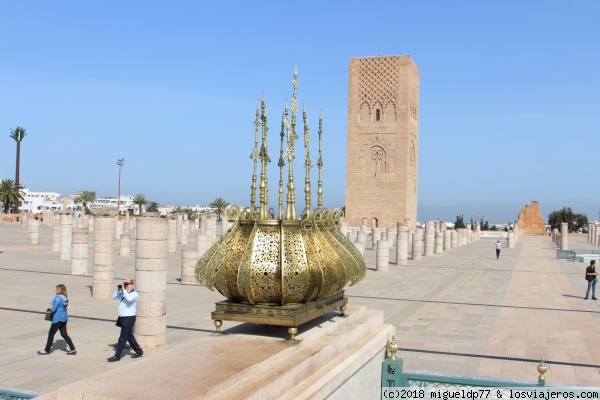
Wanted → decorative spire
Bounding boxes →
[303,104,312,218]
[250,101,260,210]
[285,69,299,221]
[258,93,270,220]
[278,107,286,219]
[317,111,323,210]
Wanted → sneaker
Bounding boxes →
[37,351,49,355]
[66,350,77,355]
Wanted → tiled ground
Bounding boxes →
[0,222,598,395]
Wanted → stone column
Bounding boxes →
[176,214,183,243]
[451,230,458,248]
[594,224,599,246]
[407,229,414,258]
[424,221,434,256]
[466,229,473,244]
[59,211,74,261]
[396,223,408,266]
[507,232,515,248]
[513,225,519,242]
[120,234,131,256]
[51,213,61,252]
[72,227,89,275]
[222,216,230,236]
[560,222,569,250]
[412,228,423,260]
[195,218,200,230]
[435,230,444,253]
[115,219,124,240]
[551,228,558,244]
[357,231,367,246]
[88,215,94,232]
[180,220,188,245]
[29,219,40,245]
[135,216,168,349]
[200,215,206,235]
[167,217,177,253]
[181,249,199,285]
[196,234,209,257]
[443,229,452,250]
[92,210,117,298]
[375,240,389,271]
[456,229,463,247]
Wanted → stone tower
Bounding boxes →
[345,55,419,228]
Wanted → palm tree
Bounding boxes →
[146,201,159,213]
[132,193,148,216]
[10,127,26,213]
[0,179,24,214]
[171,205,186,215]
[73,190,96,214]
[209,197,229,221]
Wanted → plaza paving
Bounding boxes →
[0,222,598,396]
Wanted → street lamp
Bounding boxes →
[117,158,124,215]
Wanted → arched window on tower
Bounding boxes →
[375,109,381,122]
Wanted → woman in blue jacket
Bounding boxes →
[38,284,77,355]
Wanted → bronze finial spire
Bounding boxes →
[317,111,323,210]
[250,101,260,210]
[285,69,299,221]
[258,93,270,219]
[278,107,286,219]
[303,104,312,218]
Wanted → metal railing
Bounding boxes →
[557,249,600,261]
[382,336,547,393]
[0,385,43,399]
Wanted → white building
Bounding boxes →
[19,189,77,213]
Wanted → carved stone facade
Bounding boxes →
[517,201,546,236]
[346,55,419,228]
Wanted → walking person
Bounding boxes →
[495,240,502,259]
[107,279,143,362]
[584,260,597,300]
[38,284,77,355]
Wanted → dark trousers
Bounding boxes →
[115,316,142,357]
[45,321,75,352]
[496,249,501,259]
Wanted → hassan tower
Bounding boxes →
[345,55,419,228]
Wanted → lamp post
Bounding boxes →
[117,158,124,215]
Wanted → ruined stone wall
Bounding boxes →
[517,201,546,236]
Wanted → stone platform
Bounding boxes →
[40,306,392,400]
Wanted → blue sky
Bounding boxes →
[1,1,598,224]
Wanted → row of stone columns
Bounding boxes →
[342,219,484,271]
[20,209,221,350]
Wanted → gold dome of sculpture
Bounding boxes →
[195,69,366,306]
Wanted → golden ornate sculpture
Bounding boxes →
[195,69,366,340]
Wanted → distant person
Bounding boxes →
[108,279,143,362]
[38,284,77,355]
[584,260,597,300]
[495,241,502,259]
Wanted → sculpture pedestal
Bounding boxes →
[42,305,393,400]
[211,291,348,341]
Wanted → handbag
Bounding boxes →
[594,277,598,283]
[44,308,53,321]
[116,317,123,327]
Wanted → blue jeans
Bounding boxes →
[114,316,142,357]
[585,280,597,298]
